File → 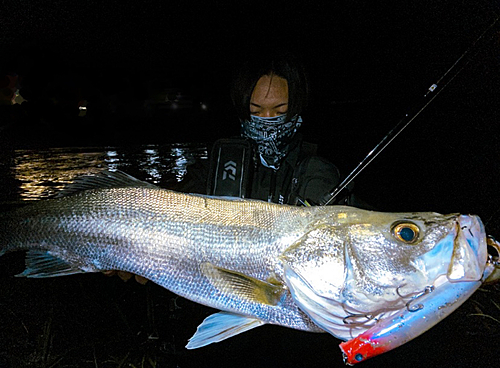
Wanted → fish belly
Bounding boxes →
[0,187,320,331]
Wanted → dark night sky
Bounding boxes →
[1,4,500,367]
[1,0,500,213]
[1,1,497,94]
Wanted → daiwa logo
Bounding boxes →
[222,161,237,180]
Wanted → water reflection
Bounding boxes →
[169,145,200,183]
[105,149,120,171]
[12,144,208,200]
[14,148,106,200]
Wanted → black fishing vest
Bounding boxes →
[206,136,327,205]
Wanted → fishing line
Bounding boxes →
[321,13,500,206]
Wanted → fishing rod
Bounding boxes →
[321,14,500,206]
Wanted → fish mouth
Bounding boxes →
[414,214,488,284]
[446,214,487,282]
[409,214,487,285]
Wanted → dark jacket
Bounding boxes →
[172,134,341,205]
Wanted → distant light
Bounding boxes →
[200,102,208,111]
[78,100,88,117]
[12,89,26,105]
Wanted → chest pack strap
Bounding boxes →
[207,138,253,198]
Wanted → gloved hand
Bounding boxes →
[102,270,148,285]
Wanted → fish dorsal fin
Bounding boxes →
[200,262,285,306]
[56,170,157,198]
[186,311,264,349]
[16,250,85,278]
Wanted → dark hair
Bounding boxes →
[230,51,310,121]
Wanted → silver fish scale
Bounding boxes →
[3,183,480,339]
[0,186,326,331]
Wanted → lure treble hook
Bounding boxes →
[405,285,435,312]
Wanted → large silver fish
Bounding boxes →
[0,171,497,364]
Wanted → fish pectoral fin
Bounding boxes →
[186,311,264,349]
[16,250,85,278]
[200,262,285,306]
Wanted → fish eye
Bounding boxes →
[391,222,420,244]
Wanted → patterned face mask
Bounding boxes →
[241,114,302,170]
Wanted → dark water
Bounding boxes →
[4,144,207,199]
[0,145,499,368]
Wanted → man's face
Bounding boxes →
[250,74,289,117]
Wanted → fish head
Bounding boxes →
[342,212,488,297]
[281,208,488,339]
